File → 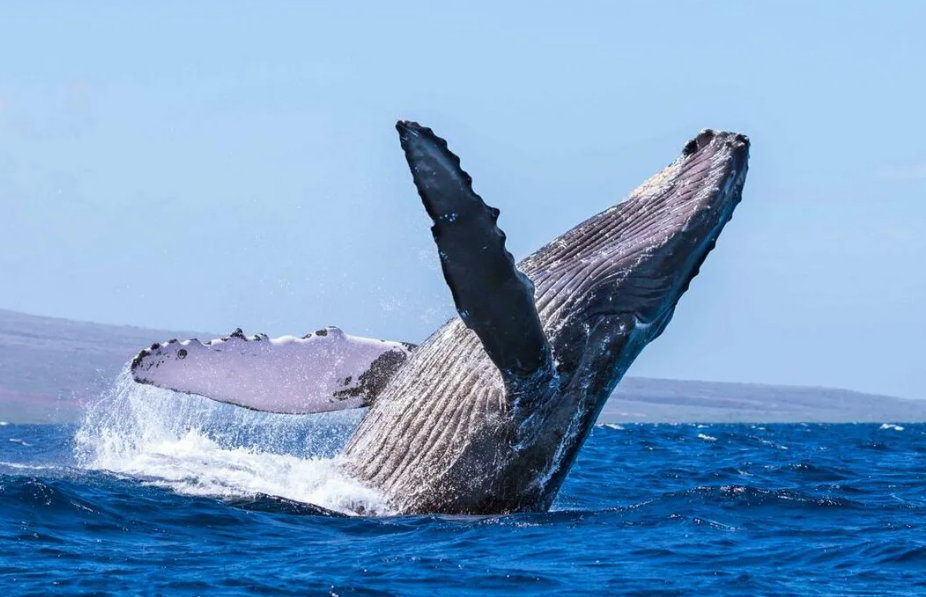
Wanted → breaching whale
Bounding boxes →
[131,122,750,514]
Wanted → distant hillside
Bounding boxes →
[0,309,211,423]
[1,308,924,424]
[602,377,926,423]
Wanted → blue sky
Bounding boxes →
[1,2,923,399]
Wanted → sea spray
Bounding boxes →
[6,422,926,595]
[74,368,394,515]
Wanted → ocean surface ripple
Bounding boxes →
[2,382,926,595]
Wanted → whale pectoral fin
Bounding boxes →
[130,328,415,414]
[396,120,552,383]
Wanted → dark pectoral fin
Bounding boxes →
[396,120,552,382]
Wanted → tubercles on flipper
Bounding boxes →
[395,119,554,385]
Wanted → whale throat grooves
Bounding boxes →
[345,126,751,515]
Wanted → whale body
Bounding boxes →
[131,122,750,515]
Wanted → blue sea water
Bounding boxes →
[2,381,926,595]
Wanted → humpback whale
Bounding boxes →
[131,122,750,515]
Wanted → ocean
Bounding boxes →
[1,374,925,596]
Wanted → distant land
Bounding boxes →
[1,308,924,425]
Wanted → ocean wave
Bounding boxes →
[651,484,867,510]
[3,420,926,595]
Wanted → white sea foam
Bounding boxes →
[697,433,717,442]
[879,423,905,432]
[756,437,789,450]
[0,462,56,471]
[75,368,394,515]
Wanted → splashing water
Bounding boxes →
[74,368,394,515]
[6,419,926,594]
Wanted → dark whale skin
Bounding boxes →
[342,125,750,515]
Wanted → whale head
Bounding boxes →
[507,129,751,508]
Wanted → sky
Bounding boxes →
[0,2,924,400]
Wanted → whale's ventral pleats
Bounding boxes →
[341,123,750,515]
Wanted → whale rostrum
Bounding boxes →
[130,122,750,514]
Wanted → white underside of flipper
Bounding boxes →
[130,327,414,414]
